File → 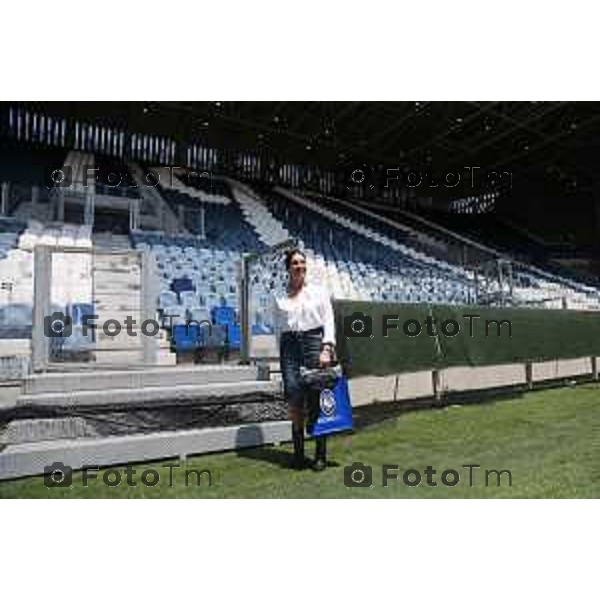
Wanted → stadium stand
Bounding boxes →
[259,186,476,305]
[0,132,598,361]
[148,168,265,252]
[295,189,600,311]
[226,178,291,247]
[0,218,30,340]
[3,101,600,482]
[2,140,599,353]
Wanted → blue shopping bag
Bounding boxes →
[310,375,353,437]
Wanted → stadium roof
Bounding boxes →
[10,101,600,190]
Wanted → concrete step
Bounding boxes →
[157,349,177,366]
[89,350,145,365]
[93,310,143,320]
[0,417,97,445]
[92,234,132,251]
[93,264,140,282]
[93,274,140,284]
[94,335,145,348]
[0,419,290,480]
[93,311,143,322]
[93,281,140,290]
[24,365,260,395]
[17,379,279,407]
[93,270,139,280]
[94,257,140,271]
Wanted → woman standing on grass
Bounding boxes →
[273,248,336,471]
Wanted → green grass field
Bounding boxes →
[1,384,598,498]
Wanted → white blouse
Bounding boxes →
[272,283,336,346]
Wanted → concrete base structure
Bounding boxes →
[1,357,598,481]
[441,363,526,392]
[348,370,434,406]
[0,420,292,481]
[17,364,280,408]
[531,357,591,381]
[347,357,600,404]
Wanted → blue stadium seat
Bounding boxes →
[171,323,199,352]
[226,323,241,350]
[171,276,194,295]
[211,304,235,326]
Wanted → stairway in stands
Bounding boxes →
[91,233,174,365]
[91,250,144,365]
[226,178,291,247]
[12,199,53,222]
[128,162,182,233]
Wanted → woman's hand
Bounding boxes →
[319,349,331,367]
[319,345,334,367]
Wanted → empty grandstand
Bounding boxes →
[1,101,600,481]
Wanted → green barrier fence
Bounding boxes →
[333,300,600,378]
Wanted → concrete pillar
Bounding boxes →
[129,199,141,231]
[498,259,505,307]
[240,254,251,364]
[591,179,600,255]
[129,200,140,231]
[56,191,65,221]
[141,249,159,365]
[432,369,443,405]
[32,247,52,372]
[135,199,140,230]
[84,190,95,228]
[1,182,9,215]
[31,185,39,207]
[525,361,533,391]
[199,205,205,239]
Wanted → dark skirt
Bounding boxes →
[279,326,323,418]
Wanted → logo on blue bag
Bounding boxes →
[320,389,336,417]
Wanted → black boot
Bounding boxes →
[291,424,307,470]
[313,436,327,471]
